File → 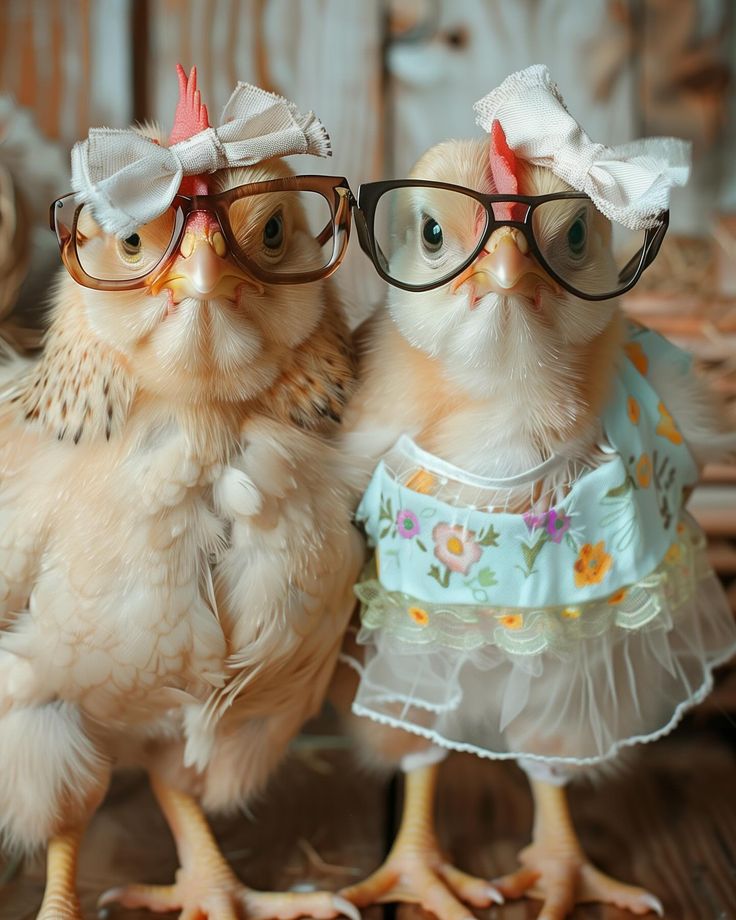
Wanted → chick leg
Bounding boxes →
[340,763,503,920]
[36,827,84,920]
[494,778,663,919]
[100,773,359,920]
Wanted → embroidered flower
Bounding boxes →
[607,587,628,605]
[636,453,652,488]
[396,509,420,539]
[627,396,640,425]
[546,509,571,543]
[624,341,648,375]
[497,612,523,630]
[656,402,683,445]
[561,606,582,620]
[523,510,547,531]
[573,541,613,587]
[408,605,429,626]
[405,468,437,495]
[664,542,681,564]
[432,523,482,575]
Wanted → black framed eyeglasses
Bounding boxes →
[351,180,668,301]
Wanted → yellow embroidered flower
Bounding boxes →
[664,542,681,564]
[497,613,523,630]
[405,468,437,495]
[656,401,683,445]
[627,396,640,425]
[636,453,652,488]
[407,606,429,626]
[607,587,628,605]
[624,341,649,375]
[561,606,582,620]
[574,541,613,587]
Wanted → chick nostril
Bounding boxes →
[180,231,195,259]
[212,231,226,258]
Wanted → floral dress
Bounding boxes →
[349,326,736,775]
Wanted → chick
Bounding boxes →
[336,96,736,919]
[0,67,362,920]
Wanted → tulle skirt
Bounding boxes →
[350,522,736,768]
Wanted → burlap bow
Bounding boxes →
[473,65,691,230]
[71,82,331,238]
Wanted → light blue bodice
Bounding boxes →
[355,326,699,610]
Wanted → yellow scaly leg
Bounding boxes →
[36,828,84,920]
[100,773,359,920]
[493,778,663,919]
[341,764,503,920]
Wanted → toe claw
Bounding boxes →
[643,893,664,917]
[331,894,362,920]
[485,884,505,905]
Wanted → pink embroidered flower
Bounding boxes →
[396,509,420,539]
[432,523,482,575]
[523,510,546,531]
[546,509,571,543]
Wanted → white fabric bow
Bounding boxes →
[473,65,691,230]
[71,83,332,237]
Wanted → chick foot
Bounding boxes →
[100,773,358,920]
[341,765,503,920]
[493,779,662,919]
[36,828,85,920]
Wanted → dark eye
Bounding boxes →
[263,212,284,250]
[119,232,143,262]
[567,214,587,258]
[421,216,443,254]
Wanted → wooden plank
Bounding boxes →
[1,739,389,920]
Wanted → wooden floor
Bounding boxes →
[2,713,736,920]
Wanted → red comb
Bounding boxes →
[169,64,211,144]
[169,64,211,195]
[489,120,525,221]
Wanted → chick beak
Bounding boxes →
[452,227,557,307]
[154,214,263,304]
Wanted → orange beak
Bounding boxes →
[154,213,263,302]
[451,227,557,304]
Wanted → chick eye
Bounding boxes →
[567,213,587,259]
[119,232,143,263]
[263,211,284,251]
[421,215,443,255]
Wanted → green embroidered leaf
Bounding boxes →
[472,588,489,603]
[386,497,393,519]
[520,533,547,575]
[605,477,632,499]
[379,525,391,539]
[420,507,437,519]
[415,539,427,552]
[477,566,497,587]
[477,525,500,547]
[565,532,579,553]
[428,563,451,588]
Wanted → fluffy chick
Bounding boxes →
[0,140,362,920]
[335,137,733,920]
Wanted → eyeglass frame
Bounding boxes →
[49,174,354,292]
[350,179,669,301]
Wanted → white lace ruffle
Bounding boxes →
[351,565,736,767]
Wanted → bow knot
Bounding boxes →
[71,82,331,238]
[474,65,690,230]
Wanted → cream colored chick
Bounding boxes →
[0,121,362,920]
[336,136,734,920]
